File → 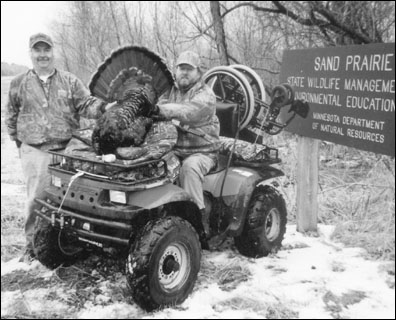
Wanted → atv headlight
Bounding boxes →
[109,190,126,204]
[51,175,61,188]
[82,222,91,231]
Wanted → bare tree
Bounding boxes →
[50,1,395,85]
[109,1,122,46]
[210,1,230,65]
[122,1,134,43]
[222,1,394,45]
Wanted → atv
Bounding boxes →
[32,64,308,311]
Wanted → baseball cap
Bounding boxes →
[176,51,201,68]
[29,33,53,48]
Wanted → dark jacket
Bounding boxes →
[158,80,220,157]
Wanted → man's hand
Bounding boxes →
[100,101,117,114]
[15,139,22,148]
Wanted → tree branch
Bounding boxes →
[312,2,372,43]
[221,2,281,18]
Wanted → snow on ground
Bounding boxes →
[1,224,394,319]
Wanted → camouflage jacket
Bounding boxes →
[158,80,220,157]
[6,69,106,150]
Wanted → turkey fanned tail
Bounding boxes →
[88,46,174,156]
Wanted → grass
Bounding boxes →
[320,152,394,260]
[216,296,298,318]
[199,254,299,317]
[214,256,252,291]
[268,132,395,261]
[1,76,26,261]
[198,252,252,289]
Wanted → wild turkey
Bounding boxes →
[89,46,174,155]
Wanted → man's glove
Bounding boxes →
[15,139,22,148]
[150,106,166,120]
[148,104,160,117]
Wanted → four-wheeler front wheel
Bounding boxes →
[32,217,83,269]
[126,216,201,311]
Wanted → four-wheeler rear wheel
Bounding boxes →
[234,185,287,258]
[126,216,201,311]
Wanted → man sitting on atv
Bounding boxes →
[151,51,220,238]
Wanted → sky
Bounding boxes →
[1,1,64,67]
[1,224,395,319]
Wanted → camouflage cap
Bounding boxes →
[29,33,53,48]
[176,51,201,68]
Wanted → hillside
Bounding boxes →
[1,62,28,76]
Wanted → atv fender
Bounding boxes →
[127,184,205,242]
[127,183,195,209]
[203,166,284,236]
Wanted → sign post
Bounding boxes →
[279,43,395,232]
[296,137,319,232]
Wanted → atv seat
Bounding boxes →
[215,102,239,138]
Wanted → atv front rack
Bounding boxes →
[48,149,169,186]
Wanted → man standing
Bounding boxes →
[6,33,109,262]
[155,51,220,238]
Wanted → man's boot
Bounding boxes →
[200,208,211,239]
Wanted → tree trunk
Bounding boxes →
[109,1,122,46]
[123,1,134,43]
[210,1,230,65]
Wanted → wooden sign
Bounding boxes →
[279,43,395,156]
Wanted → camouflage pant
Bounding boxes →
[179,153,216,210]
[20,144,53,247]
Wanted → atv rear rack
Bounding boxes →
[48,149,169,187]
